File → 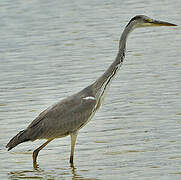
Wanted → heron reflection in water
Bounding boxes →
[6,15,177,168]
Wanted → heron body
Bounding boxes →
[6,15,176,168]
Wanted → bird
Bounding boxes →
[6,15,177,168]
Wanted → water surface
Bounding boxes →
[0,0,180,179]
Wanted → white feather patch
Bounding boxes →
[83,96,95,100]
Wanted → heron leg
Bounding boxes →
[69,132,78,164]
[33,139,53,168]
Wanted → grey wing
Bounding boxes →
[26,94,97,140]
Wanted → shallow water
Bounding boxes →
[0,0,181,179]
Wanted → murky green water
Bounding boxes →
[0,0,180,179]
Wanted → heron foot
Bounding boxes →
[69,155,74,164]
[33,161,39,169]
[33,150,38,163]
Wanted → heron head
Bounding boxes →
[127,15,177,29]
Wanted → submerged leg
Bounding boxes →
[33,139,53,168]
[69,132,78,164]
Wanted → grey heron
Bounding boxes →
[6,15,177,168]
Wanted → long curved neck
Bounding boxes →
[92,23,134,95]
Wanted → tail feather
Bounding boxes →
[6,130,30,151]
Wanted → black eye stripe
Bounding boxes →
[126,15,143,27]
[130,16,142,21]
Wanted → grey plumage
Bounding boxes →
[6,130,29,151]
[7,86,96,148]
[6,15,176,167]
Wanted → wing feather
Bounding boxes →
[27,92,96,140]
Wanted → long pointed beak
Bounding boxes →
[148,19,177,26]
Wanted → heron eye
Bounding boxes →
[147,19,153,23]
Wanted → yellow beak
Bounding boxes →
[147,19,177,26]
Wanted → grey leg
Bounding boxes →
[69,132,78,164]
[33,139,53,168]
